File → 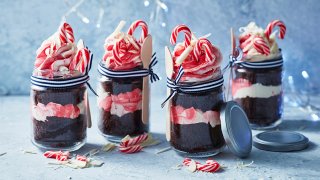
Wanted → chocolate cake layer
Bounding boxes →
[232,66,282,86]
[98,110,147,137]
[32,85,86,105]
[33,114,87,148]
[235,94,283,126]
[170,87,225,153]
[171,86,224,112]
[100,74,143,95]
[170,123,225,153]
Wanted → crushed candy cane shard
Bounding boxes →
[119,144,143,154]
[120,133,148,147]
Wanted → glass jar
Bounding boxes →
[168,77,225,157]
[97,74,148,142]
[30,71,88,151]
[231,59,283,129]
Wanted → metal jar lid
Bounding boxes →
[253,131,309,152]
[220,101,252,158]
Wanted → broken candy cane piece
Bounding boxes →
[120,133,148,147]
[119,144,143,154]
[76,155,88,162]
[44,151,70,160]
[182,158,221,173]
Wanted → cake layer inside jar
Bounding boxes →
[98,76,147,137]
[232,65,283,126]
[31,86,87,148]
[170,87,225,153]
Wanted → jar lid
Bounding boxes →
[253,131,309,152]
[220,101,252,158]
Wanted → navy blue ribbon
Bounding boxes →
[161,66,224,108]
[223,47,283,71]
[98,53,159,83]
[30,53,98,96]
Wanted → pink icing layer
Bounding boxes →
[170,105,221,127]
[99,88,142,117]
[172,43,222,82]
[103,35,142,71]
[33,102,80,120]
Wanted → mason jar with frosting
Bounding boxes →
[163,25,226,157]
[97,20,158,142]
[31,22,93,151]
[231,20,286,129]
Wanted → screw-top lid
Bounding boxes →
[253,131,309,152]
[220,101,252,158]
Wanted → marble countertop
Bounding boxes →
[0,96,319,179]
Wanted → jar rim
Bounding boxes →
[32,69,83,80]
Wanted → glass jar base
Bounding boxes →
[100,133,124,143]
[31,138,86,152]
[250,119,282,130]
[172,146,225,158]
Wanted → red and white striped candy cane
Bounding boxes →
[119,144,143,154]
[120,133,148,147]
[127,20,148,43]
[44,150,69,158]
[43,151,61,159]
[253,36,270,55]
[170,25,192,47]
[56,155,69,161]
[44,151,70,161]
[59,22,75,44]
[112,40,122,64]
[76,155,88,162]
[264,20,286,39]
[183,158,201,166]
[193,38,214,61]
[197,162,220,173]
[76,48,90,73]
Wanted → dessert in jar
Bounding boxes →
[31,22,93,151]
[164,25,225,156]
[231,20,286,129]
[97,20,158,142]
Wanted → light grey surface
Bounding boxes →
[0,96,319,179]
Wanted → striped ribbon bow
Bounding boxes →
[161,66,224,108]
[98,53,159,83]
[223,47,283,72]
[31,54,98,96]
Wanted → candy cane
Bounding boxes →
[76,155,88,162]
[193,38,214,61]
[170,25,192,47]
[44,151,70,161]
[112,40,122,64]
[56,155,69,161]
[183,158,201,166]
[120,133,148,147]
[127,20,148,43]
[183,158,220,173]
[59,22,75,44]
[264,20,286,39]
[119,144,143,154]
[253,36,270,55]
[44,151,69,158]
[197,163,220,173]
[69,48,90,73]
